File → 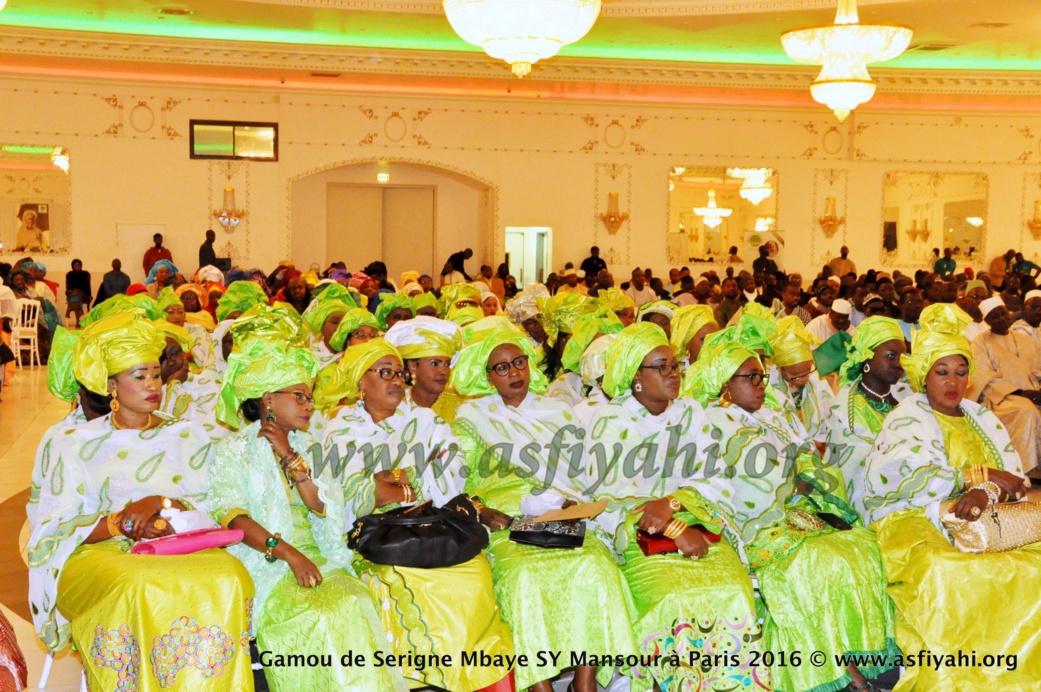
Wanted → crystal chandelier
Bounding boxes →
[442,0,602,78]
[693,189,732,230]
[781,0,912,122]
[727,167,774,206]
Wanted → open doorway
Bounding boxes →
[504,226,552,288]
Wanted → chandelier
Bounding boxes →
[727,167,774,205]
[442,0,602,78]
[781,0,912,122]
[693,189,732,230]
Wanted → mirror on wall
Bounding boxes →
[0,144,72,255]
[881,171,987,266]
[667,166,778,264]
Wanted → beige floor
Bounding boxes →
[1,365,85,691]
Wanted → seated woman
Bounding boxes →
[596,287,637,327]
[145,259,177,299]
[208,339,406,692]
[383,315,468,422]
[824,316,912,514]
[160,286,212,370]
[670,303,717,365]
[375,293,415,332]
[413,291,439,317]
[586,324,769,692]
[328,307,381,354]
[27,313,254,692]
[451,328,638,692]
[537,292,597,381]
[546,308,623,407]
[687,340,898,692]
[863,303,1041,690]
[570,332,617,427]
[301,298,353,367]
[318,339,514,692]
[637,300,676,339]
[768,315,832,446]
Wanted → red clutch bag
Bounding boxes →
[130,528,244,556]
[636,527,722,556]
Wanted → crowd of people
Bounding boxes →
[10,237,1041,692]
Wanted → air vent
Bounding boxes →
[309,72,343,78]
[970,22,1010,29]
[907,42,959,52]
[158,7,193,16]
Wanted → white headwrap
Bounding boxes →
[580,332,617,386]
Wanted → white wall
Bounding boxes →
[2,74,1040,288]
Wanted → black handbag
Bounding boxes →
[509,516,586,549]
[347,495,488,569]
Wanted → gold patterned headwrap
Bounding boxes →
[769,315,819,368]
[72,313,166,395]
[312,338,402,411]
[152,319,193,353]
[670,304,718,359]
[383,316,462,360]
[681,340,760,406]
[216,338,320,428]
[901,303,974,393]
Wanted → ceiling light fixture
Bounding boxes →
[442,0,601,78]
[781,0,912,122]
[693,189,732,230]
[727,167,774,205]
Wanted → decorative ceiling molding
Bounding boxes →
[2,27,1041,98]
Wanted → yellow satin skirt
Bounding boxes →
[57,540,255,692]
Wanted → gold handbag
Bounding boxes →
[940,499,1041,553]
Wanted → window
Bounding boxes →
[190,120,278,161]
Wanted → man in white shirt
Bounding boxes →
[556,268,588,295]
[624,268,658,308]
[807,298,855,344]
[1013,289,1041,340]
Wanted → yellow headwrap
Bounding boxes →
[216,338,320,428]
[596,287,636,316]
[81,293,162,327]
[901,303,974,393]
[47,326,80,402]
[838,316,905,385]
[175,283,208,308]
[383,317,462,360]
[412,292,439,315]
[157,286,182,313]
[450,328,548,397]
[560,307,624,374]
[309,282,358,309]
[769,315,819,368]
[328,308,382,352]
[440,284,484,326]
[312,338,402,411]
[682,340,760,406]
[400,270,421,288]
[72,313,166,395]
[537,292,596,347]
[152,319,193,353]
[602,322,670,399]
[670,304,718,359]
[216,280,268,322]
[229,303,307,349]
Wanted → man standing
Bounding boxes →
[827,246,856,279]
[807,298,854,343]
[989,249,1016,288]
[752,246,778,276]
[1013,252,1041,279]
[580,246,607,280]
[143,233,173,276]
[95,259,131,306]
[64,259,92,327]
[624,268,657,308]
[441,248,474,283]
[199,229,218,270]
[934,248,956,279]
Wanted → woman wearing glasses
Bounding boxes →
[823,316,911,515]
[686,341,898,692]
[768,316,833,447]
[209,338,406,692]
[451,328,638,692]
[584,323,769,692]
[317,338,515,692]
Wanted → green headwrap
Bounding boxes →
[72,313,166,395]
[312,338,401,411]
[838,316,905,386]
[580,332,617,387]
[216,338,320,429]
[682,340,759,406]
[47,326,80,402]
[450,328,548,397]
[310,282,358,308]
[670,304,718,359]
[813,331,853,377]
[153,318,193,353]
[157,286,182,313]
[302,299,352,337]
[440,284,484,326]
[602,322,671,399]
[81,293,162,327]
[901,303,974,393]
[328,308,382,352]
[229,303,307,349]
[375,293,415,331]
[216,280,268,322]
[412,292,439,315]
[729,302,778,356]
[384,318,462,359]
[638,300,676,323]
[560,307,624,374]
[537,292,596,347]
[769,315,819,368]
[595,288,636,316]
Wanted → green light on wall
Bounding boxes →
[2,145,55,154]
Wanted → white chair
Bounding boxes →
[37,651,87,691]
[12,298,40,368]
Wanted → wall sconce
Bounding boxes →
[1028,201,1041,240]
[817,197,845,238]
[213,187,247,231]
[599,192,629,235]
[904,218,929,242]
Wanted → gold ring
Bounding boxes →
[970,506,982,518]
[308,576,317,587]
[392,469,402,482]
[153,518,168,531]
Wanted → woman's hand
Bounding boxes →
[374,480,414,507]
[478,508,514,532]
[674,527,711,559]
[258,421,292,459]
[121,496,164,540]
[140,514,176,540]
[986,468,1027,501]
[635,497,678,536]
[285,548,323,588]
[952,488,990,522]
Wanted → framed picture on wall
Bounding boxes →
[14,202,51,252]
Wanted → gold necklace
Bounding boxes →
[111,413,157,431]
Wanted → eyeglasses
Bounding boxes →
[783,364,817,382]
[638,363,684,376]
[732,372,766,387]
[454,300,480,309]
[487,355,529,376]
[366,367,407,382]
[275,391,314,405]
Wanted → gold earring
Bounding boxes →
[109,390,120,413]
[721,388,733,407]
[633,381,643,393]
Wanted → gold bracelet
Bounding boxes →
[663,518,688,540]
[667,496,682,513]
[106,512,122,537]
[470,497,486,512]
[402,485,414,504]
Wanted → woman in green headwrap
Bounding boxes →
[596,287,637,326]
[207,339,405,692]
[374,292,415,331]
[318,339,514,692]
[537,291,597,381]
[216,279,267,322]
[80,292,163,327]
[328,307,381,354]
[413,290,440,317]
[451,328,638,692]
[546,307,623,406]
[382,315,468,422]
[670,303,718,364]
[863,303,1041,690]
[301,298,353,367]
[440,283,485,326]
[821,316,911,515]
[27,313,255,692]
[637,300,676,338]
[688,341,897,692]
[584,324,769,692]
[159,286,213,370]
[768,315,833,446]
